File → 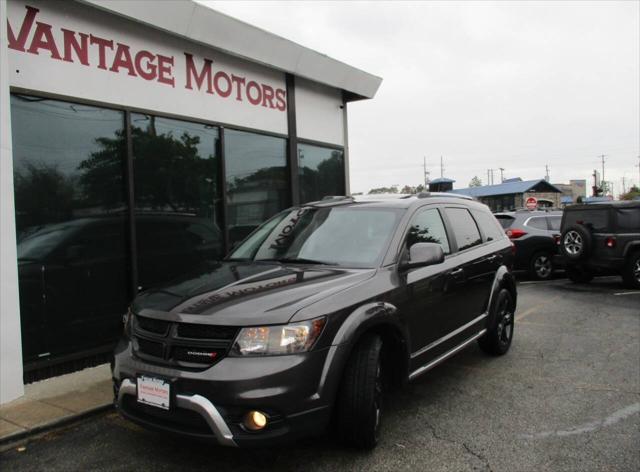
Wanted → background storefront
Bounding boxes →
[0,0,380,403]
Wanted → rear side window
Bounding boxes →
[548,216,561,231]
[616,209,640,231]
[526,217,548,230]
[445,208,482,251]
[564,209,609,232]
[495,215,515,229]
[471,210,505,242]
[406,208,450,254]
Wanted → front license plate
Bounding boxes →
[137,376,170,410]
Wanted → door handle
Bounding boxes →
[486,255,500,263]
[450,268,464,280]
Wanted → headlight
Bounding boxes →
[230,317,326,356]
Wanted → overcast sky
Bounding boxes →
[203,1,639,196]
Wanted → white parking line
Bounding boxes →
[613,291,640,296]
[518,403,640,440]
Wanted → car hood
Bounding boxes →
[133,261,375,325]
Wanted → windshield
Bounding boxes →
[229,206,403,268]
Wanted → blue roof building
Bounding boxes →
[450,179,562,212]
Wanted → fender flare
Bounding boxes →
[485,265,517,317]
[623,241,640,259]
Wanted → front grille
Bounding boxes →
[136,338,164,358]
[136,316,170,336]
[132,315,238,368]
[176,323,238,340]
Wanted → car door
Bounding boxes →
[396,206,454,358]
[442,207,493,328]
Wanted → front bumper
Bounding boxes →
[112,339,349,447]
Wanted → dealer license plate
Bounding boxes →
[137,376,170,410]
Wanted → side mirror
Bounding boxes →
[400,242,444,271]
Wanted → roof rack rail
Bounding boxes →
[416,192,474,200]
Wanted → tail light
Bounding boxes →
[605,237,616,248]
[554,234,561,245]
[506,228,527,239]
[511,241,516,256]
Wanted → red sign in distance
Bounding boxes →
[525,197,538,210]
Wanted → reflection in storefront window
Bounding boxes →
[131,114,223,289]
[11,94,129,363]
[225,129,288,245]
[298,143,345,204]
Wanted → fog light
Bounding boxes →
[243,410,268,431]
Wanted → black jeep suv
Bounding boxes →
[112,194,517,449]
[559,201,640,288]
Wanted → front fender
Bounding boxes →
[330,301,406,347]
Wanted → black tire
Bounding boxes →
[622,251,640,289]
[566,265,594,284]
[336,333,383,450]
[529,251,554,280]
[478,288,514,356]
[560,225,592,261]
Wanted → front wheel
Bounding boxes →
[336,333,383,450]
[478,288,514,356]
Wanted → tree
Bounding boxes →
[469,176,483,187]
[620,185,640,201]
[368,186,399,194]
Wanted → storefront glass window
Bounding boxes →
[131,114,223,289]
[225,129,288,245]
[11,94,128,362]
[297,143,345,203]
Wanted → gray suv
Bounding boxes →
[112,194,516,449]
[559,201,640,288]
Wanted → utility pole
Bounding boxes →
[440,156,444,178]
[598,154,607,186]
[592,169,599,197]
[544,164,550,182]
[487,169,495,185]
[423,157,430,187]
[499,167,505,183]
[622,176,626,194]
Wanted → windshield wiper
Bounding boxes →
[264,257,335,266]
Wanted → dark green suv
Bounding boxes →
[559,201,640,288]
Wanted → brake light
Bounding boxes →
[605,237,616,248]
[506,228,527,239]
[554,234,561,245]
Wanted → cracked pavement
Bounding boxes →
[1,275,638,471]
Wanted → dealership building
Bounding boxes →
[0,0,381,404]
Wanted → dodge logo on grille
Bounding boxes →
[187,350,218,359]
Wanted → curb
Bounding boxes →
[0,403,114,447]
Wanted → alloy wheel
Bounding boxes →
[564,230,583,256]
[373,361,382,441]
[634,259,640,283]
[534,255,552,279]
[496,297,513,346]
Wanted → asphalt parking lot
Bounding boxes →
[1,276,639,472]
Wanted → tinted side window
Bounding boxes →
[472,210,506,242]
[564,209,609,232]
[445,208,482,251]
[526,217,548,230]
[548,216,561,231]
[616,209,640,231]
[406,208,450,254]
